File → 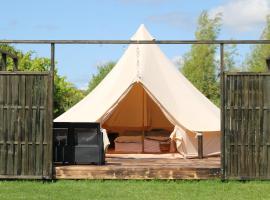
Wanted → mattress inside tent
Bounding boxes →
[114,135,174,153]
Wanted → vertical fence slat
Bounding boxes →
[258,76,263,177]
[0,75,4,174]
[239,75,244,177]
[232,75,236,176]
[264,76,270,177]
[243,76,249,177]
[17,75,25,175]
[31,76,37,175]
[12,75,19,175]
[6,75,13,175]
[45,72,53,179]
[225,74,230,178]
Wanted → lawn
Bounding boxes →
[0,180,270,200]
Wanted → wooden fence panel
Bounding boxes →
[0,72,52,179]
[223,72,270,180]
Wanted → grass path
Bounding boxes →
[0,180,270,200]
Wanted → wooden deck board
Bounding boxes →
[55,154,221,180]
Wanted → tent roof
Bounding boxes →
[54,24,220,132]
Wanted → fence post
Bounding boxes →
[46,43,55,179]
[266,57,270,71]
[13,58,18,71]
[1,53,7,71]
[220,43,226,180]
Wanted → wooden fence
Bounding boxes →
[223,72,270,180]
[0,72,53,179]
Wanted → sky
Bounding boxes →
[1,0,270,89]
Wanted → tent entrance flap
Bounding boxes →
[102,83,174,132]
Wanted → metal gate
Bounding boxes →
[222,72,270,180]
[0,72,53,179]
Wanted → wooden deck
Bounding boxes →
[55,154,221,180]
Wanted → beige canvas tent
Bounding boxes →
[55,24,220,158]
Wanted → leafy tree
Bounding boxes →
[246,15,270,72]
[181,11,221,105]
[0,44,85,117]
[87,61,115,92]
[0,44,23,70]
[54,73,85,117]
[224,44,239,72]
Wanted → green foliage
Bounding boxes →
[0,44,85,118]
[246,15,270,72]
[87,61,115,93]
[18,52,51,71]
[54,75,85,117]
[181,11,221,106]
[0,44,23,70]
[224,44,239,72]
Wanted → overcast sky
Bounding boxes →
[1,0,270,89]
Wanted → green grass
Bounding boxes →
[0,180,270,200]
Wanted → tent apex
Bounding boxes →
[131,24,155,41]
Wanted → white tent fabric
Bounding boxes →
[101,128,110,151]
[170,126,220,158]
[55,24,220,157]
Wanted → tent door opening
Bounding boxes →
[102,83,175,154]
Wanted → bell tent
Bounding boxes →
[54,24,220,158]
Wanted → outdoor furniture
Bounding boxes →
[53,122,105,165]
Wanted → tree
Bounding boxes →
[246,15,270,72]
[87,61,115,92]
[0,44,85,117]
[224,44,239,72]
[181,11,221,105]
[54,73,85,117]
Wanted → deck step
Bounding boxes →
[55,156,221,180]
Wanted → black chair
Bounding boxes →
[53,122,105,165]
[53,127,72,164]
